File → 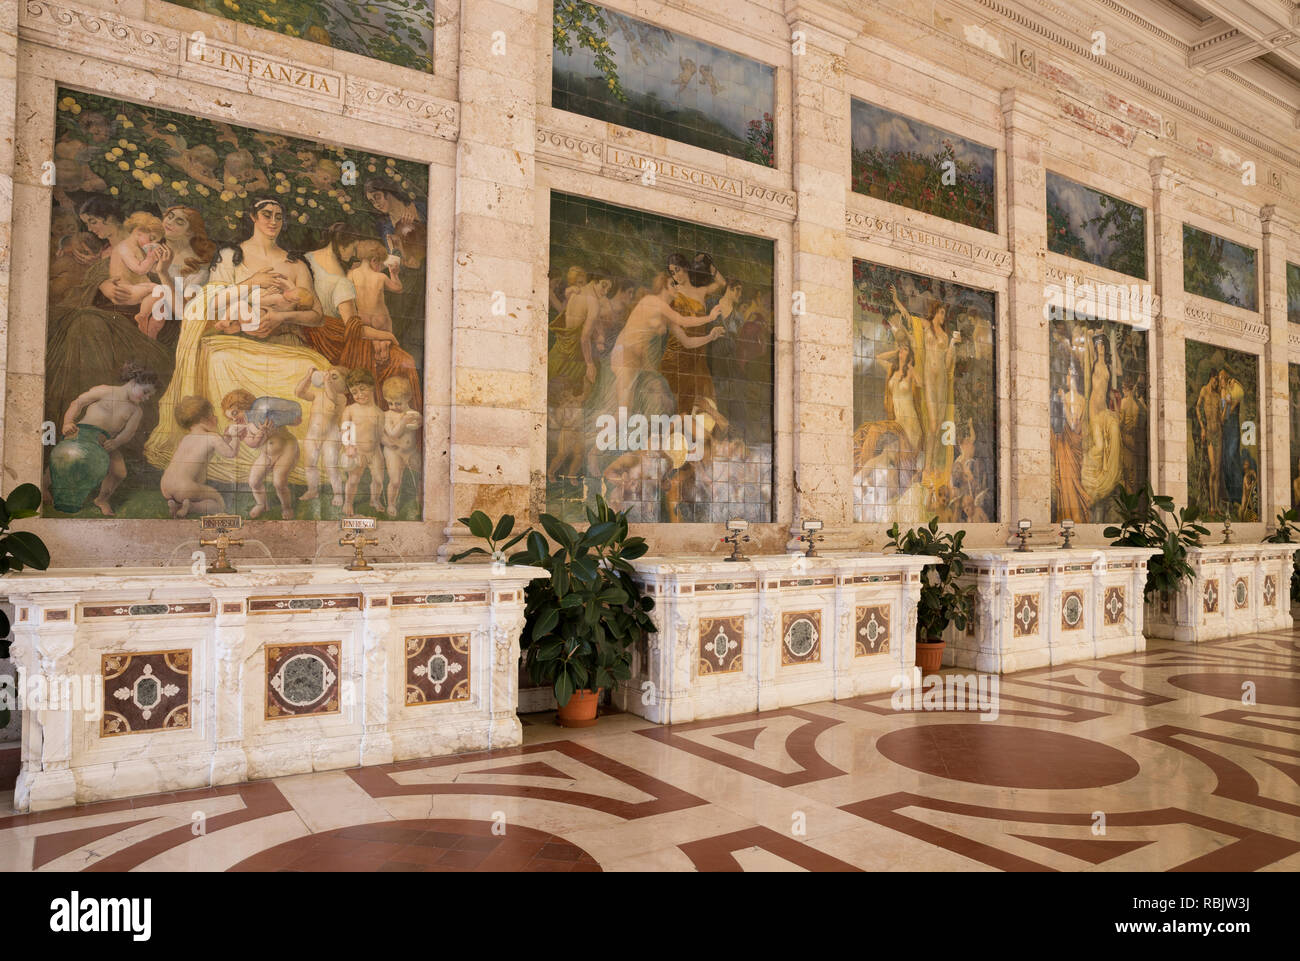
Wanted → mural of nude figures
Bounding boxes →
[852,261,997,524]
[547,193,774,524]
[1049,316,1149,523]
[43,89,427,520]
[1185,341,1260,523]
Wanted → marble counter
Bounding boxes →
[2,562,545,811]
[1144,544,1298,642]
[611,552,933,723]
[944,546,1157,673]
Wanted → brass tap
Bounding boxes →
[797,529,824,557]
[340,531,379,571]
[200,529,244,573]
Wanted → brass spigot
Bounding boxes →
[340,531,379,571]
[199,514,243,573]
[1059,519,1075,549]
[1222,518,1233,545]
[798,528,824,557]
[1015,519,1033,553]
[722,518,750,563]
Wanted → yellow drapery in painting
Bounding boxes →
[143,286,330,486]
[910,311,955,482]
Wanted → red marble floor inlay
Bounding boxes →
[678,826,861,872]
[32,817,158,869]
[229,818,600,872]
[1165,672,1300,706]
[1009,834,1154,865]
[465,760,575,780]
[713,727,765,750]
[874,724,1141,789]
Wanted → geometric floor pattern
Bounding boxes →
[2,631,1299,871]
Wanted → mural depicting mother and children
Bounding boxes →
[43,90,428,520]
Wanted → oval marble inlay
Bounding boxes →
[426,594,455,604]
[279,654,328,705]
[134,675,160,708]
[427,653,449,683]
[289,598,324,611]
[785,619,816,656]
[875,725,1140,789]
[129,604,169,616]
[1062,595,1082,626]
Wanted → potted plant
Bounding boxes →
[1264,507,1300,606]
[0,484,51,731]
[450,496,656,727]
[885,519,973,675]
[1103,483,1208,600]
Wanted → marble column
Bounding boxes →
[0,0,17,455]
[12,608,78,811]
[359,591,394,766]
[1260,206,1295,519]
[1000,90,1052,526]
[210,592,248,787]
[1149,157,1190,506]
[784,8,860,545]
[441,0,541,556]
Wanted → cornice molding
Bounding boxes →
[536,126,798,220]
[1184,302,1269,344]
[845,208,1013,275]
[19,0,459,142]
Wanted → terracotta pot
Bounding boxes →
[915,640,945,676]
[556,688,601,728]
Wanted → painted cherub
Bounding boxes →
[221,389,302,518]
[295,365,349,506]
[348,240,403,365]
[161,395,238,518]
[58,362,159,516]
[110,213,166,328]
[341,369,386,514]
[380,377,421,516]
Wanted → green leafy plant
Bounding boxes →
[1,484,51,728]
[450,496,655,707]
[553,1,627,101]
[1103,483,1209,598]
[884,519,972,642]
[1264,506,1300,604]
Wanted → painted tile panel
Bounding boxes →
[1182,225,1257,311]
[552,4,775,166]
[852,260,997,524]
[547,193,774,524]
[44,90,427,520]
[168,1,435,72]
[1291,363,1300,508]
[850,99,996,233]
[1288,263,1300,325]
[1045,172,1146,279]
[1049,315,1149,522]
[1185,340,1259,522]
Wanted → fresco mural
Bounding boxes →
[1183,225,1258,311]
[169,0,435,72]
[1045,172,1147,279]
[552,3,775,166]
[43,89,428,521]
[1291,364,1300,508]
[850,99,996,233]
[547,193,774,524]
[852,261,997,524]
[1288,262,1300,325]
[1185,340,1259,523]
[1049,315,1149,523]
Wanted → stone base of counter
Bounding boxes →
[4,563,544,811]
[943,547,1157,673]
[610,553,931,724]
[1144,545,1297,642]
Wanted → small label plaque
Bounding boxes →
[201,513,242,531]
[341,516,377,531]
[726,518,749,532]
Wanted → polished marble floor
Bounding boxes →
[2,630,1299,872]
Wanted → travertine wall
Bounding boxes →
[3,0,1299,568]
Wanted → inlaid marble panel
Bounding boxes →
[1263,575,1277,607]
[698,616,744,675]
[1185,340,1260,522]
[1013,594,1039,637]
[1104,586,1125,626]
[1233,577,1249,610]
[780,611,821,666]
[1060,590,1085,631]
[1203,578,1220,614]
[265,641,340,719]
[405,634,471,705]
[854,605,891,656]
[102,651,191,736]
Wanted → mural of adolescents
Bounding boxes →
[660,252,730,429]
[364,176,427,351]
[1219,368,1246,508]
